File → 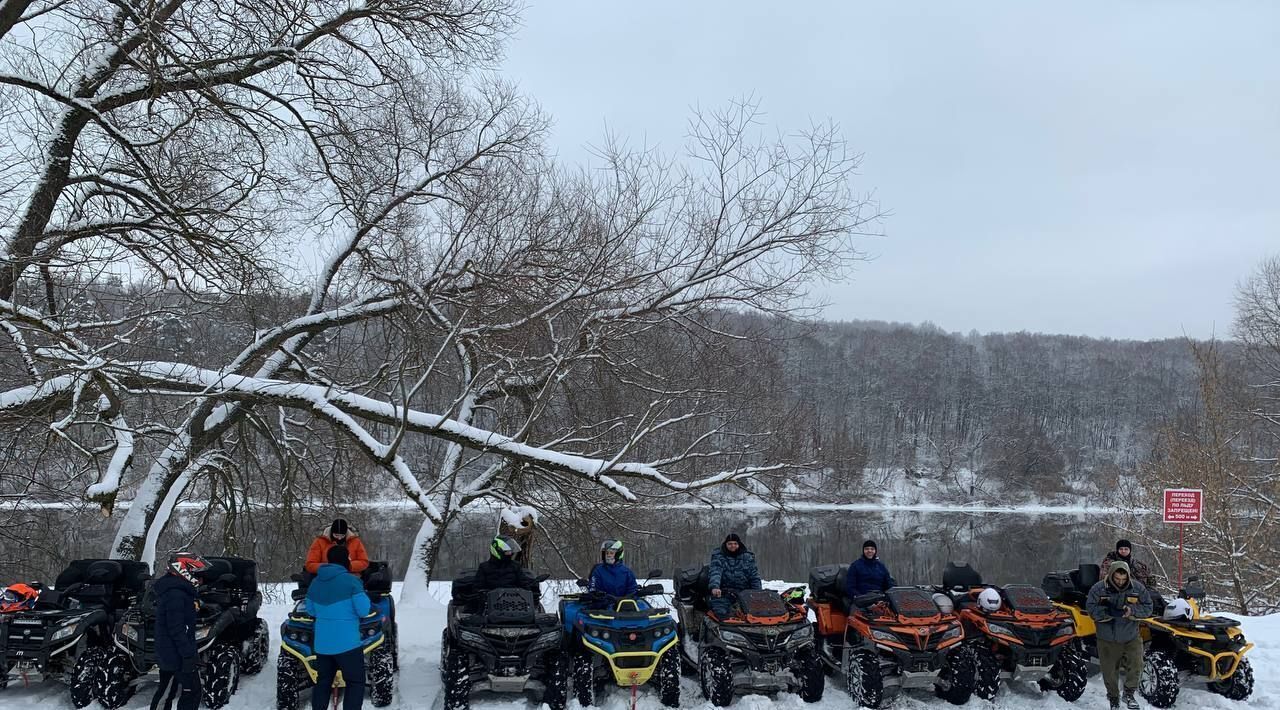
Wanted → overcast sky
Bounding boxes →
[501,1,1279,340]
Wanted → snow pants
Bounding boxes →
[311,647,365,710]
[1097,637,1143,699]
[150,668,200,710]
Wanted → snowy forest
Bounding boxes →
[0,0,1277,614]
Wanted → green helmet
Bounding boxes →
[600,539,624,563]
[490,535,522,560]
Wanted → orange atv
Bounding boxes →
[938,562,1086,702]
[807,565,973,709]
[674,567,822,706]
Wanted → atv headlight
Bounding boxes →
[50,623,77,643]
[871,630,899,644]
[719,629,749,646]
[195,626,213,641]
[458,629,487,646]
[789,626,814,643]
[531,630,561,652]
[941,627,963,641]
[121,623,140,643]
[986,623,1013,638]
[1056,625,1075,637]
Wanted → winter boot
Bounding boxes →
[1108,697,1120,710]
[1123,690,1139,709]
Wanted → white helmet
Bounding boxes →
[932,593,954,614]
[978,588,1002,612]
[1164,598,1192,621]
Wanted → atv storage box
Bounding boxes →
[675,566,709,606]
[363,562,393,594]
[808,564,848,604]
[941,562,982,591]
[1041,571,1074,601]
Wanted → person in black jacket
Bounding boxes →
[474,536,538,593]
[151,552,211,710]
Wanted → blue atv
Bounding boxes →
[276,562,397,709]
[560,571,680,707]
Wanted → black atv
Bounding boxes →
[0,559,148,707]
[97,556,269,709]
[441,572,567,710]
[277,561,398,709]
[674,565,823,705]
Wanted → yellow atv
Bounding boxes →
[1043,566,1254,708]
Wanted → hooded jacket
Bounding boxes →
[708,540,762,593]
[305,524,370,574]
[152,572,198,671]
[589,562,638,597]
[846,555,896,597]
[305,563,372,655]
[1086,562,1154,643]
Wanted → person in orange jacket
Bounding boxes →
[305,518,370,574]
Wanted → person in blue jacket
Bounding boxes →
[589,539,638,599]
[707,533,762,618]
[306,545,372,710]
[150,552,211,710]
[846,540,896,602]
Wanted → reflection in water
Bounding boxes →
[1,505,1139,590]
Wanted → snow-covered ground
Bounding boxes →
[1,581,1275,710]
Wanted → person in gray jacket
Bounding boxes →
[1086,560,1153,710]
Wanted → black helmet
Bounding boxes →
[490,535,522,561]
[600,539,624,563]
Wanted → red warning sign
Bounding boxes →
[1163,488,1203,524]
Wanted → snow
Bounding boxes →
[0,581,1276,710]
[501,506,539,529]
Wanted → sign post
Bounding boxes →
[1162,488,1203,587]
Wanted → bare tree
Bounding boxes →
[1137,341,1280,613]
[0,2,878,594]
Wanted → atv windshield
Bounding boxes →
[1004,585,1055,615]
[886,588,943,618]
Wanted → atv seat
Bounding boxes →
[942,562,982,591]
[809,564,850,605]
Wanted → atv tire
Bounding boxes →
[542,652,569,710]
[242,619,271,676]
[277,653,306,710]
[935,645,976,705]
[699,648,734,707]
[69,646,106,708]
[1209,657,1254,701]
[572,651,597,707]
[972,645,1001,700]
[795,648,825,702]
[658,649,681,708]
[369,642,395,707]
[442,637,473,710]
[1041,641,1088,702]
[1139,649,1180,709]
[845,649,883,709]
[203,642,241,709]
[92,648,137,709]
